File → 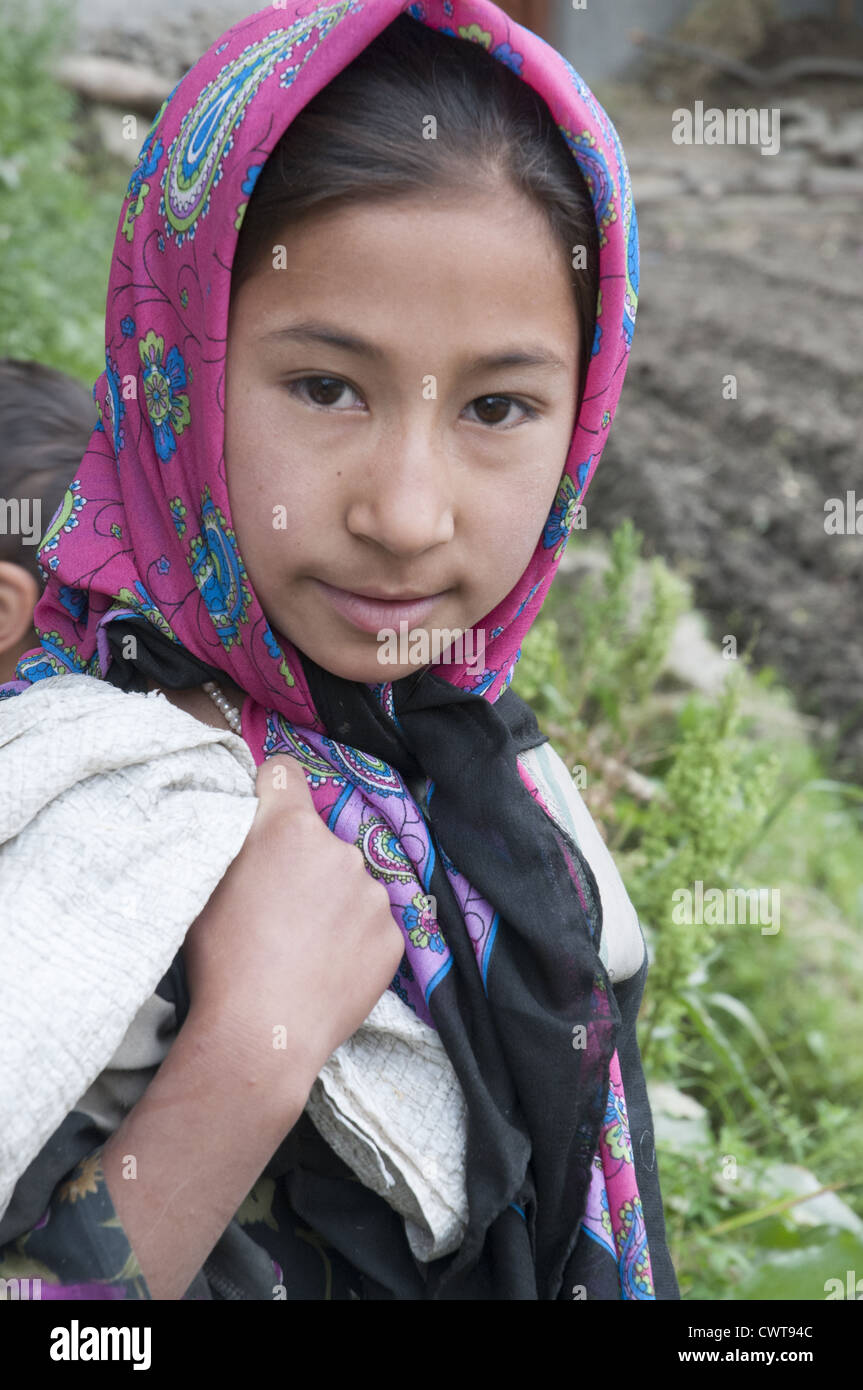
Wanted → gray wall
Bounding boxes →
[553,0,863,81]
[56,0,863,77]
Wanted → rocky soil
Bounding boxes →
[589,37,863,779]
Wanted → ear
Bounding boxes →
[0,560,40,658]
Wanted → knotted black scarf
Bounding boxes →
[106,618,622,1299]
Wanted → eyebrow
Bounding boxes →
[260,319,569,374]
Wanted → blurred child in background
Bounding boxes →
[0,359,96,684]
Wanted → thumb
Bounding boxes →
[254,752,313,814]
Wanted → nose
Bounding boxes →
[345,418,455,558]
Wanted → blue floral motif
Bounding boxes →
[188,484,251,650]
[104,351,126,456]
[491,42,523,75]
[58,586,87,621]
[242,164,263,196]
[514,580,542,621]
[467,666,497,696]
[138,330,190,462]
[120,315,136,338]
[403,890,446,954]
[16,659,55,682]
[127,130,163,201]
[262,622,282,661]
[542,475,579,555]
[156,555,170,574]
[623,202,639,348]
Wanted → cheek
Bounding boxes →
[473,461,562,569]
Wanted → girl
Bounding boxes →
[0,0,677,1300]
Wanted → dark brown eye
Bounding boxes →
[472,396,512,424]
[283,376,360,410]
[469,395,537,427]
[306,377,347,406]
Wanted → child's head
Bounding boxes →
[224,14,599,683]
[0,360,96,684]
[6,0,637,714]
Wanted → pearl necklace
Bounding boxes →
[201,680,244,734]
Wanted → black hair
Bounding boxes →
[231,12,599,415]
[0,358,96,582]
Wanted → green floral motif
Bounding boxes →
[113,587,178,646]
[169,496,187,538]
[121,182,151,243]
[458,22,492,47]
[606,1116,633,1163]
[404,890,446,955]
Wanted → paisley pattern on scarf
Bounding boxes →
[582,1052,655,1299]
[0,0,656,1300]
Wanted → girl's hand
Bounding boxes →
[181,753,405,1102]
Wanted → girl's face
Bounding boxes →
[224,184,581,683]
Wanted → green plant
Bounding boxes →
[0,0,123,382]
[516,518,863,1284]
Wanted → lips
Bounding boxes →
[314,579,446,635]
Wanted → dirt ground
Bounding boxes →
[586,37,863,780]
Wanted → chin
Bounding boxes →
[305,644,432,684]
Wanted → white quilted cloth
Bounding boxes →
[0,672,645,1265]
[0,673,467,1260]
